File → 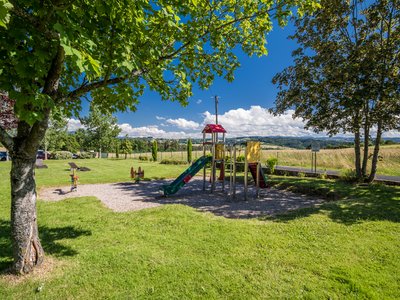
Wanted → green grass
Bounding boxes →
[0,159,399,299]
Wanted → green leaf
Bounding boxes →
[0,0,13,28]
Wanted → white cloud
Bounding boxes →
[196,99,202,104]
[202,106,318,137]
[118,123,194,139]
[166,118,200,130]
[67,118,84,132]
[69,106,400,139]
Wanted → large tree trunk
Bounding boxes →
[10,154,44,274]
[361,102,370,178]
[354,129,362,179]
[368,120,383,183]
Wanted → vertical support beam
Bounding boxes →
[229,145,233,198]
[244,146,248,201]
[221,132,225,192]
[233,145,237,200]
[203,132,206,191]
[211,133,216,193]
[256,162,260,199]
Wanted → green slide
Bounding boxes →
[161,156,211,196]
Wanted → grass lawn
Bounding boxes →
[0,159,399,299]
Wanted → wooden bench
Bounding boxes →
[68,162,91,171]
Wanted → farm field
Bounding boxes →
[0,159,399,299]
[111,144,400,176]
[263,145,400,176]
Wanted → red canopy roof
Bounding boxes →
[202,124,226,133]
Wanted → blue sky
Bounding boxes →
[67,21,399,139]
[69,21,308,138]
[119,22,296,126]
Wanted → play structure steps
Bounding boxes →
[248,163,268,188]
[161,156,212,196]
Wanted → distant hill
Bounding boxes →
[182,136,400,150]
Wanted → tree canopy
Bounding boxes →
[0,0,320,275]
[272,0,399,180]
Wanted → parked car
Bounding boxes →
[36,150,52,160]
[0,151,10,161]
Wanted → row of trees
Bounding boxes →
[41,105,197,155]
[272,0,399,182]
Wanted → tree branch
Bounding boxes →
[67,69,144,100]
[67,3,281,101]
[0,126,14,150]
[43,45,65,96]
[159,8,274,61]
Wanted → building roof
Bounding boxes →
[202,124,227,133]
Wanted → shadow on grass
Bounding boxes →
[0,219,91,271]
[262,182,400,225]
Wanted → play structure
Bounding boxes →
[226,141,268,200]
[130,166,144,183]
[161,124,226,196]
[161,124,268,199]
[70,168,79,192]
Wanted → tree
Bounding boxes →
[152,140,158,162]
[80,105,121,153]
[42,110,71,153]
[115,139,120,159]
[0,0,318,274]
[272,0,399,181]
[120,137,132,159]
[187,138,193,163]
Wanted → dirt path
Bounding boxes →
[39,178,324,219]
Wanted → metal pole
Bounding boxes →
[244,145,248,201]
[215,95,219,124]
[314,152,317,173]
[311,152,313,173]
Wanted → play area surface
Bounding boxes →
[39,178,324,219]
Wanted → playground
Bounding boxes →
[39,123,325,218]
[39,178,324,218]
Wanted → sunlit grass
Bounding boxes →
[0,159,399,299]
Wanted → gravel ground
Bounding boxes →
[39,178,325,218]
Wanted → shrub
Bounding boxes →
[79,152,93,159]
[266,157,278,174]
[236,155,245,162]
[187,139,192,163]
[297,172,306,178]
[340,169,359,183]
[138,156,148,161]
[160,159,187,165]
[52,151,73,160]
[152,140,158,161]
[318,171,328,179]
